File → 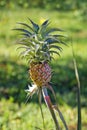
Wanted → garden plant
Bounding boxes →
[14,18,81,130]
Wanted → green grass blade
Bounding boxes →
[71,40,81,130]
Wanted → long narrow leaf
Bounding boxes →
[49,50,60,56]
[50,34,66,38]
[46,83,56,101]
[71,40,81,130]
[17,22,34,32]
[40,20,50,38]
[46,28,64,35]
[19,33,30,37]
[18,41,34,47]
[45,37,66,45]
[17,45,30,49]
[19,49,31,57]
[46,83,68,130]
[13,28,32,36]
[49,45,62,51]
[41,19,49,26]
[53,105,68,130]
[28,18,39,33]
[45,38,60,44]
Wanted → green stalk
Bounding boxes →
[42,87,60,130]
[73,57,81,130]
[71,42,81,130]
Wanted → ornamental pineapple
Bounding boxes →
[14,19,66,87]
[29,62,51,86]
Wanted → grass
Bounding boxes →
[0,8,87,130]
[0,99,87,130]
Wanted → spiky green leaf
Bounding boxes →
[28,18,39,33]
[40,20,50,38]
[17,22,34,32]
[49,45,62,51]
[53,105,69,130]
[46,28,64,35]
[17,45,30,50]
[41,20,49,26]
[18,38,35,47]
[45,38,60,44]
[19,33,30,37]
[49,50,60,56]
[19,49,31,57]
[13,28,32,36]
[49,34,66,38]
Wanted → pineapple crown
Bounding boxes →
[13,18,67,64]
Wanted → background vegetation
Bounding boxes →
[0,1,87,129]
[0,0,87,11]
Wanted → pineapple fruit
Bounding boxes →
[14,19,66,87]
[29,62,51,86]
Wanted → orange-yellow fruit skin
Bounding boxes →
[29,62,51,86]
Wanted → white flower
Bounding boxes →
[25,84,38,103]
[25,84,38,95]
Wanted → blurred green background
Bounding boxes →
[0,0,87,130]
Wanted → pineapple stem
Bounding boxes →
[42,87,60,130]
